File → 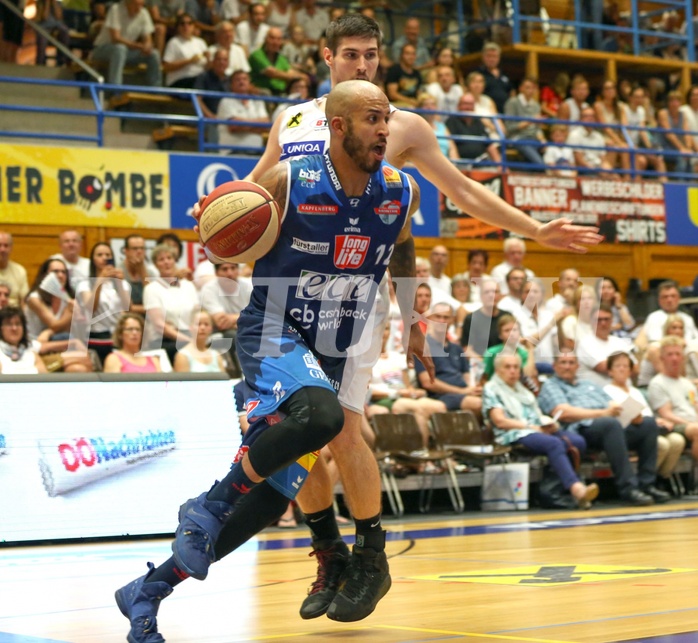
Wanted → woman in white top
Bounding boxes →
[0,307,47,374]
[162,13,210,88]
[594,79,631,174]
[77,242,131,364]
[267,0,294,37]
[604,351,684,482]
[623,85,667,180]
[515,279,562,374]
[143,244,199,364]
[174,310,226,373]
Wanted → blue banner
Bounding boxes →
[665,183,698,246]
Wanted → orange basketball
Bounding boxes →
[198,180,281,264]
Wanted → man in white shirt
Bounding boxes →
[497,267,527,317]
[545,267,579,315]
[217,70,269,154]
[642,280,698,344]
[235,2,269,56]
[567,106,616,177]
[208,20,250,76]
[648,335,698,461]
[490,237,535,295]
[52,230,91,289]
[425,66,463,114]
[577,305,634,387]
[293,0,330,51]
[0,232,28,307]
[427,245,451,296]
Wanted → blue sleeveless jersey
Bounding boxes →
[245,152,412,357]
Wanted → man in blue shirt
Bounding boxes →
[538,353,668,506]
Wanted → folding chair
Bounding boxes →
[371,414,464,516]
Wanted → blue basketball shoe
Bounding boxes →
[115,562,173,643]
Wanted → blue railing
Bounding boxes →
[1,75,696,181]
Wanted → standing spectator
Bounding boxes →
[428,245,451,297]
[76,242,132,363]
[217,70,269,153]
[576,305,634,388]
[605,351,684,489]
[35,0,71,66]
[540,72,570,118]
[597,276,636,337]
[484,353,598,509]
[580,0,605,51]
[118,234,158,316]
[476,42,514,113]
[557,75,590,123]
[640,280,698,345]
[504,77,547,168]
[235,2,269,56]
[543,124,577,177]
[490,237,535,294]
[174,310,226,373]
[0,308,48,375]
[425,66,464,114]
[52,229,90,289]
[446,93,501,166]
[143,243,199,363]
[390,16,431,70]
[648,336,698,463]
[194,47,230,143]
[415,302,483,413]
[147,0,185,55]
[656,90,695,175]
[162,13,209,88]
[91,0,162,90]
[0,232,28,308]
[291,0,329,52]
[208,20,250,76]
[103,312,162,373]
[567,106,618,178]
[463,248,490,304]
[460,277,506,357]
[249,27,308,96]
[538,353,664,506]
[184,0,220,42]
[594,80,631,175]
[416,94,458,160]
[385,43,422,108]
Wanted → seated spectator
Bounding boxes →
[219,0,244,24]
[576,305,635,387]
[476,41,513,113]
[0,232,28,308]
[0,0,25,63]
[103,312,162,373]
[208,20,249,76]
[497,267,527,317]
[515,278,561,373]
[463,248,490,304]
[679,85,698,152]
[416,94,459,160]
[162,12,209,89]
[545,268,579,316]
[235,2,270,56]
[656,90,695,175]
[605,351,684,488]
[249,27,308,97]
[425,65,464,114]
[51,229,90,289]
[118,234,158,316]
[391,16,431,70]
[0,307,48,375]
[416,302,483,413]
[638,280,698,348]
[559,284,598,350]
[538,353,667,506]
[143,243,199,363]
[270,77,311,121]
[217,70,269,154]
[464,71,502,140]
[385,43,422,108]
[291,0,329,54]
[638,314,698,388]
[194,47,230,143]
[0,280,10,309]
[625,85,667,180]
[648,336,698,463]
[594,80,632,175]
[450,273,480,336]
[427,245,451,297]
[174,310,226,373]
[567,106,618,179]
[76,242,132,363]
[596,276,636,337]
[280,24,316,79]
[481,313,537,383]
[35,0,71,66]
[368,323,447,448]
[266,0,293,36]
[446,93,501,167]
[543,124,576,177]
[540,72,569,118]
[183,0,219,42]
[423,46,461,85]
[490,237,535,294]
[504,77,547,168]
[91,0,162,90]
[484,352,598,509]
[460,278,506,358]
[146,0,185,55]
[156,232,194,282]
[558,75,590,122]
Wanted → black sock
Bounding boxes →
[304,505,341,545]
[355,514,384,551]
[145,555,189,587]
[206,462,258,506]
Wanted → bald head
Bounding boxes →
[326,80,387,122]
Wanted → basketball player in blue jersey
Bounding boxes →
[115,80,432,641]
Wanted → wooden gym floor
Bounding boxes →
[3,500,698,643]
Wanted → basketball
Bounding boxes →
[198,180,281,264]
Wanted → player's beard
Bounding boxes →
[343,119,382,174]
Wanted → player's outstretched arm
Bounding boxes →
[391,111,604,253]
[244,109,285,183]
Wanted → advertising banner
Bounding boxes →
[0,143,170,228]
[664,183,698,246]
